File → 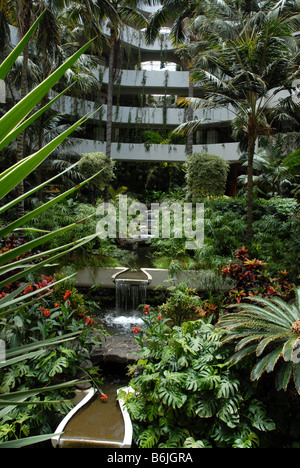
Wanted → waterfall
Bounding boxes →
[115,279,148,313]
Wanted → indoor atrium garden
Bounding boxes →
[0,0,300,450]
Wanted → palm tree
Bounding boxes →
[238,137,294,197]
[104,1,155,199]
[145,0,199,156]
[1,0,69,219]
[174,0,299,246]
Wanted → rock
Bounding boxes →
[91,334,141,365]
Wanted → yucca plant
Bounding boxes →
[0,12,102,448]
[218,288,300,394]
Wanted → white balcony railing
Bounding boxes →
[53,94,235,126]
[70,140,240,163]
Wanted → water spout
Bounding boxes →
[115,278,148,313]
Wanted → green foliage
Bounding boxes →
[78,152,115,190]
[186,153,230,200]
[0,17,101,447]
[123,312,277,448]
[158,282,204,326]
[218,288,300,394]
[0,274,104,443]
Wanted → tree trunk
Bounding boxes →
[16,0,33,232]
[104,28,116,203]
[187,71,194,156]
[246,136,256,248]
[16,42,29,224]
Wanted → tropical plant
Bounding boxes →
[186,152,230,200]
[158,283,204,326]
[122,314,277,448]
[0,15,102,447]
[78,152,115,194]
[238,137,294,198]
[221,246,294,304]
[218,287,300,394]
[174,0,300,246]
[282,147,300,201]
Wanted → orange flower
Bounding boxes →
[100,394,108,401]
[23,285,34,294]
[63,290,72,300]
[132,326,141,334]
[85,316,93,326]
[55,302,60,307]
[43,309,50,317]
[157,316,162,320]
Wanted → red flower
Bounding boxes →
[100,394,108,401]
[23,285,34,294]
[63,290,72,300]
[157,316,162,321]
[55,302,60,307]
[132,326,141,334]
[43,309,50,317]
[143,304,150,315]
[85,316,93,326]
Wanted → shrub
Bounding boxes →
[78,152,115,190]
[158,283,204,326]
[186,153,229,200]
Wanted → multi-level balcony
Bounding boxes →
[8,20,241,164]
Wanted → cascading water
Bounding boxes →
[102,270,151,334]
[115,279,148,313]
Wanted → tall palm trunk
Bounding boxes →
[16,43,28,223]
[16,0,33,224]
[246,135,256,248]
[187,72,194,156]
[104,27,116,203]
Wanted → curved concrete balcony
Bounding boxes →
[71,139,240,163]
[101,68,190,93]
[53,94,235,127]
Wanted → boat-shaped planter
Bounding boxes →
[51,386,133,448]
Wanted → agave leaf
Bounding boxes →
[0,215,94,267]
[0,349,47,369]
[0,11,46,80]
[0,162,78,216]
[0,109,98,200]
[0,236,85,276]
[0,433,62,448]
[0,234,97,290]
[5,332,81,359]
[0,85,74,152]
[0,38,94,143]
[0,379,79,402]
[0,166,103,238]
[0,274,75,311]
